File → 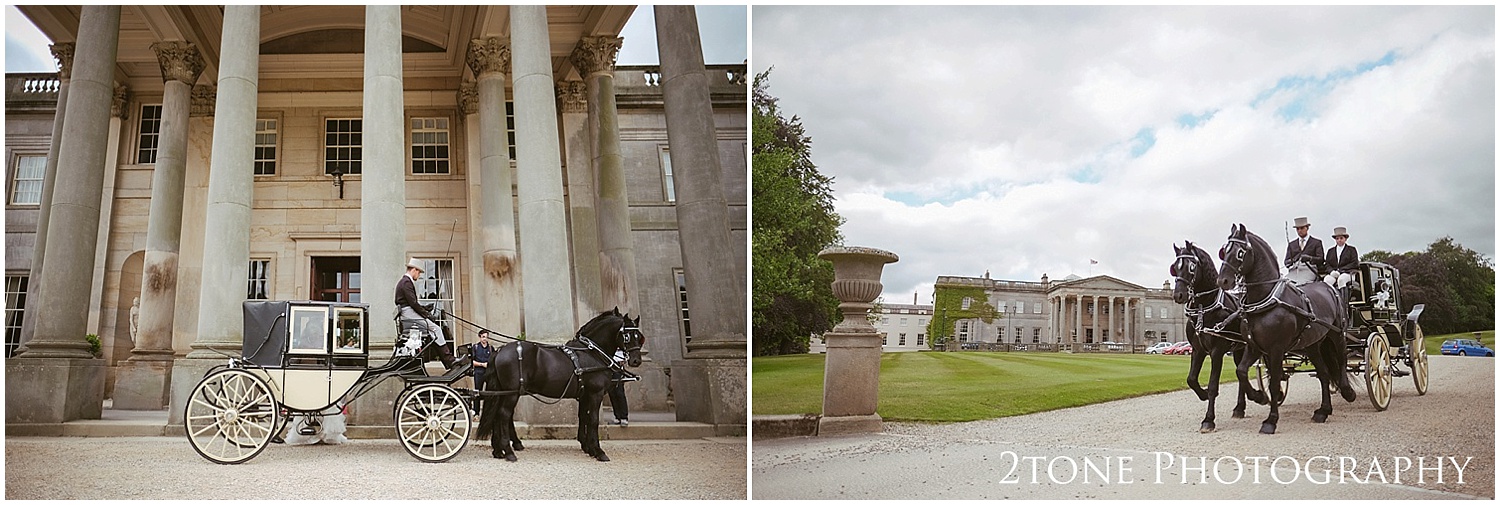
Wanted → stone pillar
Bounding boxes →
[17,43,75,352]
[656,6,747,427]
[113,41,204,410]
[1107,295,1116,343]
[6,6,118,424]
[466,37,521,337]
[1073,294,1082,343]
[510,6,577,341]
[571,36,638,316]
[817,246,898,436]
[556,79,603,322]
[359,4,406,344]
[168,5,259,426]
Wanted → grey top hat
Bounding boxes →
[406,257,425,272]
[1293,217,1311,228]
[1331,227,1349,238]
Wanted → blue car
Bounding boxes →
[1440,339,1494,357]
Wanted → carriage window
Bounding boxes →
[412,258,456,327]
[333,307,363,354]
[289,307,329,353]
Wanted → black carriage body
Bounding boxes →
[242,300,370,369]
[1345,262,1415,341]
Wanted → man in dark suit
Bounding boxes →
[398,257,456,368]
[1284,216,1325,277]
[1323,227,1359,288]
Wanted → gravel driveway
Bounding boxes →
[7,437,746,500]
[753,354,1492,499]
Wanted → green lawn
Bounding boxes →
[753,352,1244,422]
[1424,330,1494,356]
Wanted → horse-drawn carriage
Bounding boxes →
[1174,224,1430,435]
[1252,260,1428,411]
[185,300,477,464]
[184,300,643,464]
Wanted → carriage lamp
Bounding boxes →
[330,165,346,199]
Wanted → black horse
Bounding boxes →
[477,310,644,461]
[1172,240,1263,433]
[1216,224,1355,434]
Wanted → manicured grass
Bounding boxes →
[752,352,1243,422]
[1424,330,1495,356]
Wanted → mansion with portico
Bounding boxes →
[4,5,745,430]
[936,272,1188,347]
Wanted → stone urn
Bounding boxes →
[815,245,897,435]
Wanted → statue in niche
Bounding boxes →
[129,296,140,342]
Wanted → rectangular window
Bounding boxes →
[254,119,278,176]
[900,317,908,326]
[411,258,456,326]
[136,104,164,164]
[917,333,925,346]
[1016,301,1025,314]
[247,260,270,300]
[997,301,1007,313]
[10,155,45,205]
[918,318,927,327]
[659,147,675,202]
[1159,307,1169,319]
[961,297,973,310]
[505,101,517,161]
[324,118,363,175]
[1014,327,1023,342]
[5,275,27,358]
[1032,328,1040,343]
[898,333,906,346]
[1145,306,1154,318]
[882,333,889,346]
[958,320,970,342]
[674,269,691,342]
[410,117,450,174]
[1034,302,1042,314]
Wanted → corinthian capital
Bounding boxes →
[466,37,511,77]
[557,80,587,114]
[569,36,623,77]
[112,82,130,119]
[150,41,206,85]
[458,81,478,115]
[191,85,216,117]
[49,42,75,80]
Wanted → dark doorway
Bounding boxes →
[311,256,360,303]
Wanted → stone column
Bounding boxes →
[466,37,521,337]
[817,246,898,436]
[1073,294,1082,343]
[168,5,259,426]
[1107,295,1116,343]
[360,4,406,345]
[6,6,118,424]
[511,6,577,341]
[17,43,75,351]
[656,6,747,426]
[571,36,638,316]
[113,41,204,410]
[556,79,603,322]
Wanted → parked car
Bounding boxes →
[1440,339,1494,357]
[1165,341,1192,355]
[1145,342,1173,354]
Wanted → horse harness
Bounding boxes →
[512,325,642,399]
[1224,275,1345,351]
[1174,251,1245,343]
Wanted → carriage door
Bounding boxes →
[311,256,360,303]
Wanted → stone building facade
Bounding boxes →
[808,303,933,353]
[4,5,746,429]
[935,273,1187,347]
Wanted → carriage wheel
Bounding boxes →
[1253,360,1290,407]
[1409,325,1429,396]
[1364,332,1393,411]
[396,384,472,463]
[184,369,280,464]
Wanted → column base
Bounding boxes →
[111,360,173,410]
[669,357,746,426]
[818,413,883,436]
[6,357,105,424]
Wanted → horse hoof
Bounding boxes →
[505,454,518,462]
[512,442,525,451]
[597,454,611,462]
[1259,423,1277,435]
[1231,410,1246,419]
[1199,423,1216,434]
[1312,413,1328,423]
[1340,388,1356,402]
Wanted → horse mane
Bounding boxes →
[1240,227,1281,282]
[577,310,624,338]
[1188,241,1220,292]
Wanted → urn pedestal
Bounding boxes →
[816,246,898,436]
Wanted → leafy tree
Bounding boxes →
[752,69,846,356]
[1364,237,1494,335]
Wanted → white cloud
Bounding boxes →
[755,6,1495,304]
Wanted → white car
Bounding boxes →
[1145,342,1173,354]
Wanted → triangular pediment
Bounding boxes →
[1051,275,1148,292]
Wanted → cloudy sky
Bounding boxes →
[755,6,1495,305]
[5,5,747,72]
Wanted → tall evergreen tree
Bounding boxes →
[752,69,845,356]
